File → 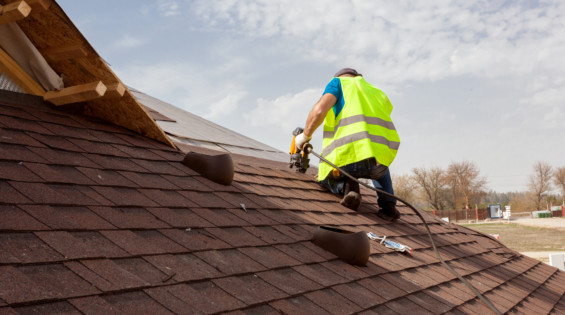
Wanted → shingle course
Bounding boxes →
[98,291,174,314]
[239,246,301,269]
[68,296,121,315]
[0,233,62,264]
[148,208,213,229]
[89,206,169,229]
[269,296,329,314]
[195,249,267,276]
[21,205,115,230]
[213,274,287,305]
[294,263,349,287]
[12,301,82,314]
[0,128,45,147]
[0,115,54,135]
[47,231,128,258]
[32,134,86,152]
[146,281,245,314]
[0,205,48,231]
[384,297,435,315]
[144,254,222,282]
[100,230,184,256]
[305,288,364,314]
[159,228,230,251]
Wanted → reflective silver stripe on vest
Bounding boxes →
[321,131,400,157]
[323,115,396,139]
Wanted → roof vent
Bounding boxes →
[312,226,370,266]
[182,151,234,185]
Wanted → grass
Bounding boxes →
[460,223,565,253]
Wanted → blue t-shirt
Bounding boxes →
[323,77,345,118]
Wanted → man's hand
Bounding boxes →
[294,133,312,152]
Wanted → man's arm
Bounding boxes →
[295,93,337,151]
[304,93,337,137]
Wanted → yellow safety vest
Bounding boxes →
[318,76,400,181]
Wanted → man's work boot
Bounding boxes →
[377,202,400,221]
[340,191,362,211]
[340,178,361,210]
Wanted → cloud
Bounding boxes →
[245,88,319,128]
[112,34,146,49]
[114,59,250,121]
[158,0,181,16]
[518,83,565,129]
[205,91,248,119]
[190,0,565,84]
[243,88,323,154]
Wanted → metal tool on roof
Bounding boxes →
[289,127,501,315]
[367,232,412,254]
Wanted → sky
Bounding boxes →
[57,0,565,193]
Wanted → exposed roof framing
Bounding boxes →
[105,82,126,99]
[0,1,31,25]
[25,0,51,12]
[0,0,175,148]
[0,46,45,95]
[43,80,106,105]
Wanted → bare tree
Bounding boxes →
[528,161,553,210]
[392,174,418,204]
[411,166,446,210]
[445,161,487,210]
[509,192,535,212]
[443,166,461,210]
[554,166,565,200]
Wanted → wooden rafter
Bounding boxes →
[44,81,107,106]
[104,82,126,99]
[0,1,31,25]
[24,0,51,12]
[0,46,45,95]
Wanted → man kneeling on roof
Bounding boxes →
[295,68,401,221]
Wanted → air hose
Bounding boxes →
[305,146,501,315]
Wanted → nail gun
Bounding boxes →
[289,127,312,173]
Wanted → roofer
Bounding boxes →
[295,68,401,220]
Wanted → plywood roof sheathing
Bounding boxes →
[42,42,88,62]
[0,46,45,95]
[44,80,106,105]
[0,1,31,25]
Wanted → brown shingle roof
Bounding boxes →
[1,93,565,314]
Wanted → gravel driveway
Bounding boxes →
[511,217,565,230]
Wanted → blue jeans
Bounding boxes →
[319,158,396,208]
